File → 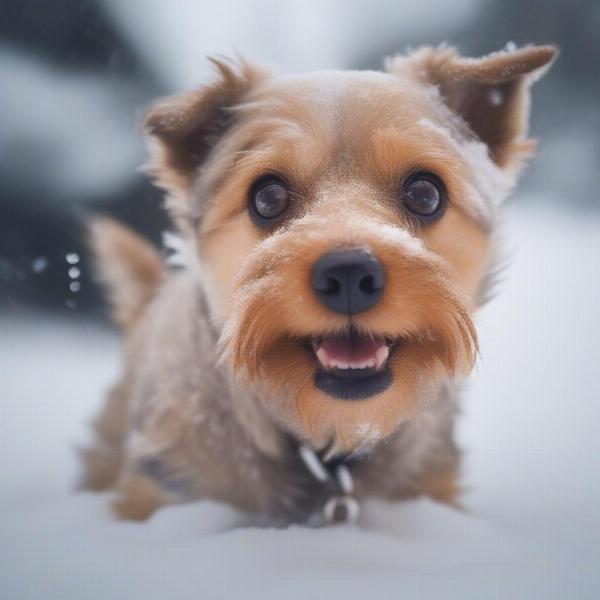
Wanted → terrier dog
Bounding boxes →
[82,44,556,524]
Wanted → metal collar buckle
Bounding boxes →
[299,445,360,525]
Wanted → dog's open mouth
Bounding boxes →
[312,334,390,376]
[310,332,394,400]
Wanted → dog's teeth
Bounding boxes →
[316,346,329,367]
[375,345,389,371]
[315,337,389,372]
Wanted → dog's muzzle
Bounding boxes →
[311,249,384,315]
[310,249,392,400]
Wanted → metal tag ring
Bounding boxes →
[323,495,360,524]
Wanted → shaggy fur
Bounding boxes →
[81,44,556,523]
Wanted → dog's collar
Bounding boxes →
[298,444,360,525]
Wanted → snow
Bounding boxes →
[162,231,192,269]
[65,253,80,265]
[1,204,599,599]
[68,267,81,280]
[30,257,48,274]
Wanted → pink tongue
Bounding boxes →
[319,336,384,363]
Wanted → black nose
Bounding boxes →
[311,249,385,315]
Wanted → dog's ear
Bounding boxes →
[387,45,557,169]
[143,57,268,221]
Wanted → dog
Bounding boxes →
[81,44,556,524]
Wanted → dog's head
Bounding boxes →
[144,45,555,455]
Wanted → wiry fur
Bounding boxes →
[81,45,556,522]
[88,218,164,329]
[220,210,477,455]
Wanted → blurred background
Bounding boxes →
[2,2,600,597]
[0,0,598,317]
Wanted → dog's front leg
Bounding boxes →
[111,470,164,521]
[111,438,202,521]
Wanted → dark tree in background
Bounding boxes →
[0,0,168,316]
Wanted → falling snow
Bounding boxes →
[68,266,81,279]
[31,256,48,273]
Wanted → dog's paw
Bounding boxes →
[111,474,162,521]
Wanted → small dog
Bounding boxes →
[82,44,556,524]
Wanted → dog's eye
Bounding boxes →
[249,177,290,225]
[402,173,446,220]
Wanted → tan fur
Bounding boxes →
[79,381,131,491]
[419,466,463,507]
[89,218,164,329]
[219,206,478,454]
[142,58,269,232]
[387,45,557,169]
[83,46,556,522]
[112,473,163,521]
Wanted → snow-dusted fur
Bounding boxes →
[82,45,556,522]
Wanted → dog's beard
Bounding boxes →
[218,216,477,456]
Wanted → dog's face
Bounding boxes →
[144,46,555,455]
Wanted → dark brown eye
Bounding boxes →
[249,177,290,225]
[402,173,446,220]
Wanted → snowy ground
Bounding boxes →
[1,204,599,599]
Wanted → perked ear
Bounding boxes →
[143,57,268,201]
[387,44,557,169]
